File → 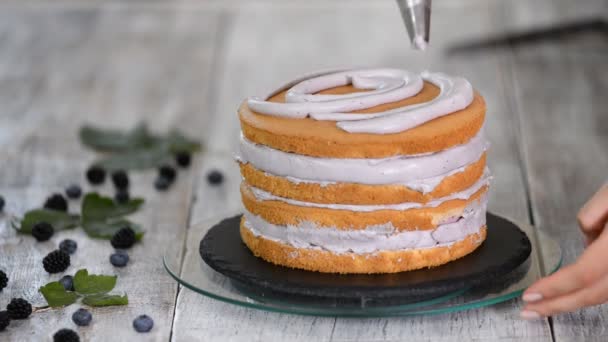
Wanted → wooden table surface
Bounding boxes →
[0,0,606,341]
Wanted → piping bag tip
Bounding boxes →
[396,0,432,50]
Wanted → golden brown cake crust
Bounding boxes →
[241,183,488,230]
[239,82,486,158]
[239,153,486,205]
[240,220,487,274]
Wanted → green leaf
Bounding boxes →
[96,144,171,171]
[39,282,79,307]
[15,209,80,234]
[82,293,128,307]
[81,193,144,222]
[82,218,144,240]
[79,123,160,152]
[166,130,202,154]
[73,269,117,295]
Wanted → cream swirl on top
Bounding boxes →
[247,68,474,134]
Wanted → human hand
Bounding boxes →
[520,184,608,319]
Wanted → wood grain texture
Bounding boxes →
[508,18,608,342]
[0,7,219,341]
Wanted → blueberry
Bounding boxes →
[154,177,171,191]
[111,170,129,190]
[207,170,224,185]
[86,166,106,185]
[158,165,176,182]
[110,251,129,267]
[114,190,130,204]
[0,195,5,212]
[32,222,54,241]
[133,315,154,333]
[59,275,74,291]
[53,328,80,342]
[59,239,78,255]
[72,308,92,327]
[65,185,82,199]
[175,152,191,168]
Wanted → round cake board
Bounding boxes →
[200,213,532,306]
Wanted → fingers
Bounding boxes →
[525,229,608,300]
[522,272,608,318]
[578,184,608,244]
[522,263,587,303]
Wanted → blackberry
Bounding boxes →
[114,190,130,204]
[0,195,5,212]
[65,185,82,199]
[111,170,129,190]
[59,275,74,291]
[71,308,92,327]
[133,315,154,333]
[109,251,129,267]
[59,239,78,255]
[158,165,176,182]
[53,329,80,342]
[43,250,70,273]
[175,152,191,168]
[6,298,32,320]
[32,222,54,242]
[110,227,136,249]
[0,311,9,331]
[86,165,106,185]
[154,176,171,191]
[44,193,68,212]
[0,270,7,291]
[207,170,224,185]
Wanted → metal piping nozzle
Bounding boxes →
[396,0,431,50]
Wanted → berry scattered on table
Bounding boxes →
[59,275,74,291]
[109,251,129,267]
[154,176,171,191]
[207,170,224,185]
[71,308,92,327]
[133,315,154,333]
[114,189,130,204]
[6,298,32,320]
[44,194,68,212]
[110,227,136,249]
[175,152,191,168]
[43,250,70,274]
[65,185,82,199]
[111,170,129,190]
[53,328,80,342]
[86,166,106,185]
[0,195,5,212]
[59,239,78,255]
[0,270,7,291]
[32,222,54,242]
[158,165,176,182]
[0,311,9,332]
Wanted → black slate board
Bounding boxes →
[200,213,531,306]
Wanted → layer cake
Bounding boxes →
[236,68,490,274]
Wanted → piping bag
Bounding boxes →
[396,0,432,50]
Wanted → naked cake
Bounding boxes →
[236,68,490,274]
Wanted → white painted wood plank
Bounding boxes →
[509,24,608,342]
[0,7,220,341]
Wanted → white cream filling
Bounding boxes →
[237,129,488,190]
[243,196,487,254]
[248,168,491,212]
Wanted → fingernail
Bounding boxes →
[520,310,542,320]
[522,292,543,302]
